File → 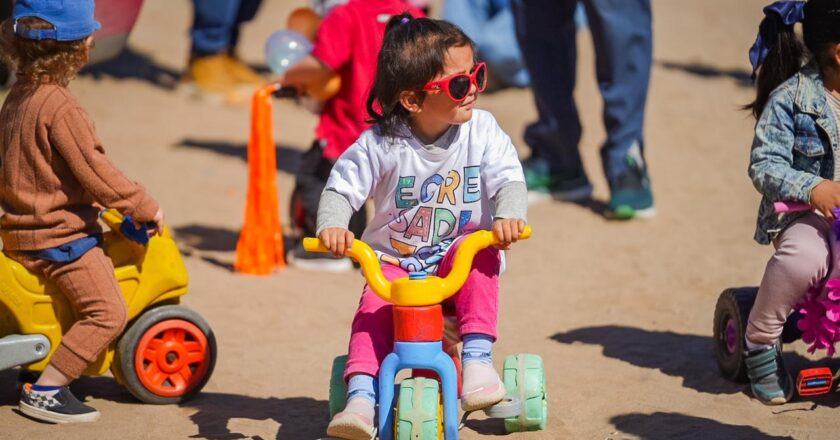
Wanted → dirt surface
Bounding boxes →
[2,1,838,439]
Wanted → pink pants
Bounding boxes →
[747,214,840,345]
[343,243,501,381]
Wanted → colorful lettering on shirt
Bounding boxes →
[420,174,444,203]
[396,176,418,209]
[458,211,473,235]
[437,170,461,205]
[388,209,411,233]
[463,166,481,204]
[432,208,456,245]
[404,206,432,241]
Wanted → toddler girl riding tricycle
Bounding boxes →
[305,227,547,439]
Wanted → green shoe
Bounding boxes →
[744,345,793,405]
[608,146,655,219]
[523,157,592,202]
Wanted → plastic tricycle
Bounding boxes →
[0,209,216,404]
[713,201,838,396]
[304,227,547,439]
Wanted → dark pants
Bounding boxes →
[292,141,367,239]
[191,0,263,57]
[511,0,652,182]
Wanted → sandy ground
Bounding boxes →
[2,1,839,439]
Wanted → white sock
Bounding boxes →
[745,336,773,352]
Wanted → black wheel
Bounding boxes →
[113,305,216,404]
[713,287,757,382]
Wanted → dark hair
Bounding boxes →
[0,17,89,90]
[366,14,475,138]
[747,0,840,118]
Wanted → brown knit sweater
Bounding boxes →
[0,83,159,251]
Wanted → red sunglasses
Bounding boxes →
[422,62,488,102]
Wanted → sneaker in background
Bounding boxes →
[522,156,592,204]
[287,242,353,273]
[223,52,265,87]
[19,384,100,424]
[607,144,655,220]
[181,54,250,105]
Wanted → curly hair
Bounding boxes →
[0,17,89,89]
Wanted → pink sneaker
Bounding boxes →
[326,410,376,440]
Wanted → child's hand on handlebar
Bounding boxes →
[810,180,840,220]
[133,208,164,237]
[492,218,527,250]
[318,227,355,257]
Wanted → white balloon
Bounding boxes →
[265,29,313,75]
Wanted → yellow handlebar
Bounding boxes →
[99,208,124,232]
[303,226,532,306]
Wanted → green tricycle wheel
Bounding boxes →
[328,355,348,417]
[395,377,443,440]
[502,353,547,432]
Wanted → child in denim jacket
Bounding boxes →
[746,0,840,405]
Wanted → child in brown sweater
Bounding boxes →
[0,0,163,423]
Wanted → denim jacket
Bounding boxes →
[749,63,840,244]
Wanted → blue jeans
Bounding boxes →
[443,0,530,88]
[191,0,263,57]
[511,0,652,182]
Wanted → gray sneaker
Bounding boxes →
[745,346,793,405]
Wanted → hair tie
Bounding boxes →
[400,16,410,25]
[748,1,806,80]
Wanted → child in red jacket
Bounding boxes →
[281,0,423,272]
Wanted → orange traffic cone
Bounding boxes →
[234,83,286,274]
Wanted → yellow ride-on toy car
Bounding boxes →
[0,209,216,404]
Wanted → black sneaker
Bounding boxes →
[19,384,100,423]
[607,144,655,219]
[287,242,353,273]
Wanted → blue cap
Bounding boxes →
[12,0,101,41]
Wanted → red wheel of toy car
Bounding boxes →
[135,319,211,397]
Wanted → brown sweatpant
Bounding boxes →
[8,246,127,379]
[747,214,840,345]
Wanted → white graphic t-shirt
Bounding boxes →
[325,109,525,273]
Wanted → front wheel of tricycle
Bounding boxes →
[395,377,443,440]
[113,305,217,404]
[503,353,547,432]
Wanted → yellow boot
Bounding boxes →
[224,54,265,87]
[182,54,248,105]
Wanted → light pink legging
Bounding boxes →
[343,242,501,381]
[747,213,840,345]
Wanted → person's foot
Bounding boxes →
[745,345,794,405]
[522,156,592,203]
[326,396,376,440]
[461,362,506,411]
[287,242,354,273]
[223,54,266,87]
[181,54,250,104]
[607,147,655,220]
[19,384,100,424]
